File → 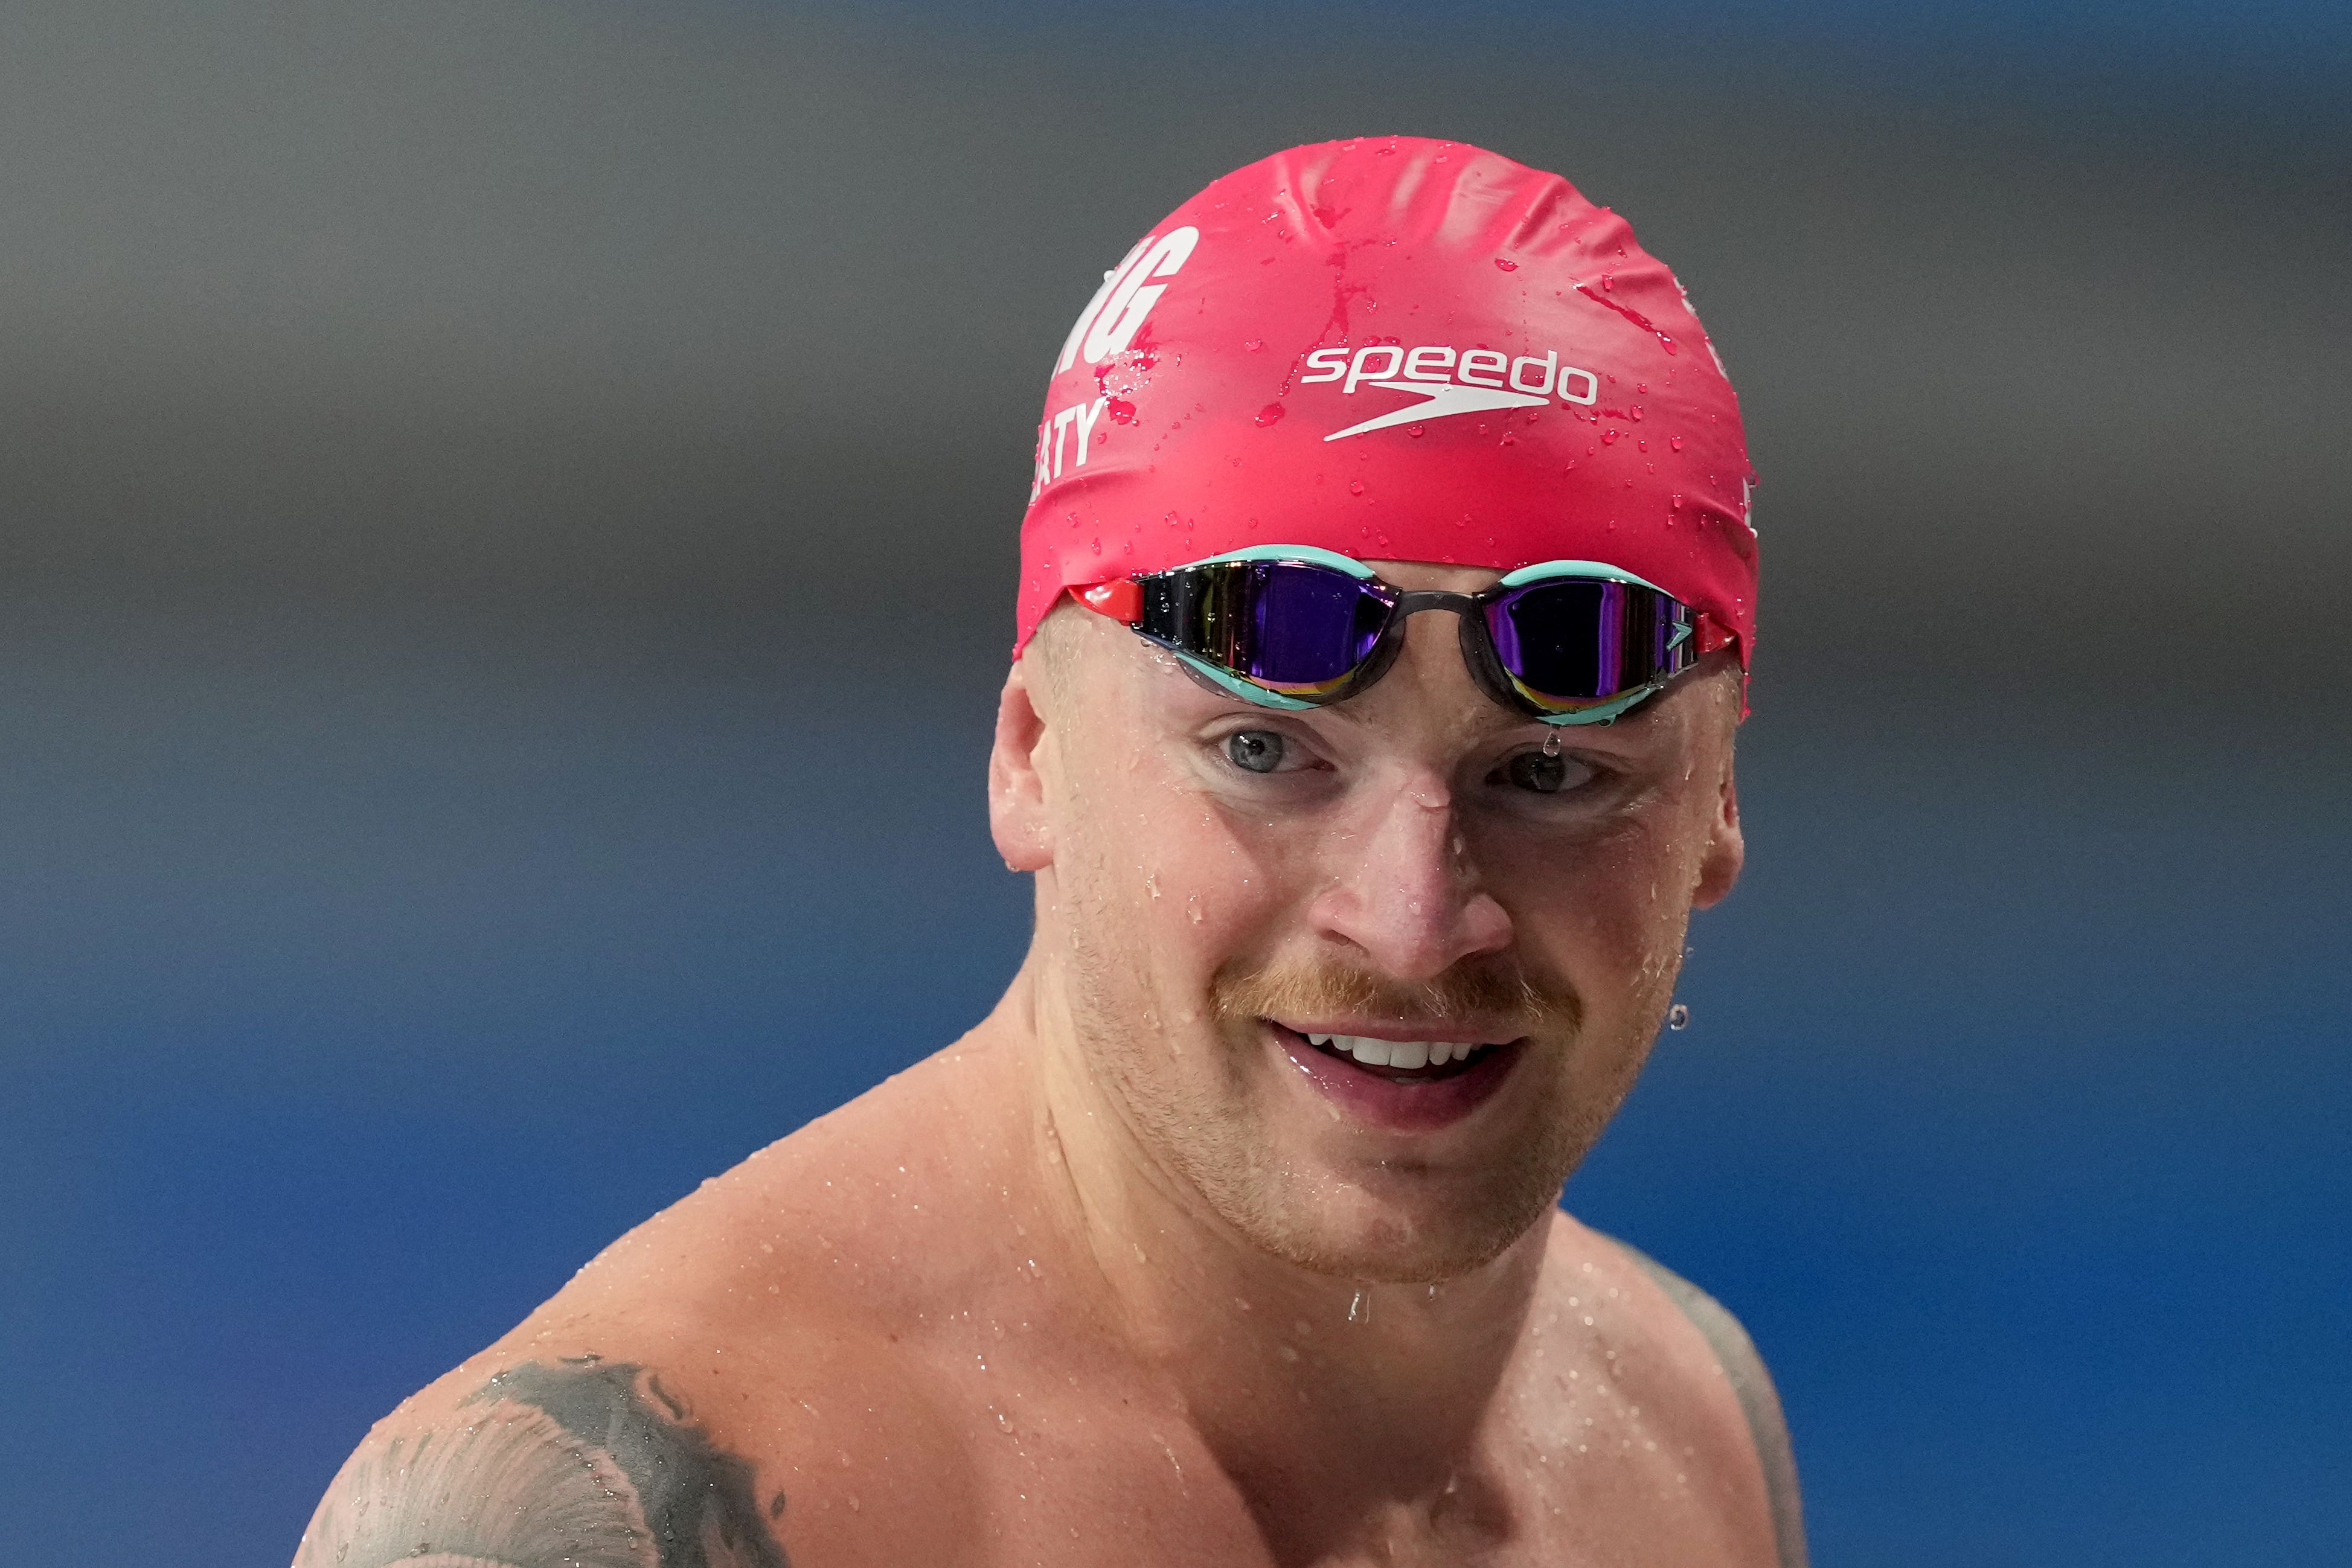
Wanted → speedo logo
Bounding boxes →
[1300,344,1600,441]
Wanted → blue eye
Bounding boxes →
[1225,731,1286,773]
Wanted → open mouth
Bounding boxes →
[1266,1021,1525,1131]
[1296,1030,1499,1083]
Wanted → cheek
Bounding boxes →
[1478,812,1700,1006]
[1058,751,1294,988]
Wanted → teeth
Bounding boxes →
[1297,1030,1494,1070]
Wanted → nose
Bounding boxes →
[1306,772,1514,984]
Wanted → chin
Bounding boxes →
[1202,1150,1568,1285]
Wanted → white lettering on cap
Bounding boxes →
[1080,227,1199,365]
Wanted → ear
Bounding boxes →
[989,659,1055,873]
[1691,754,1744,909]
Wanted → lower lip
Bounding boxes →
[1269,1024,1525,1133]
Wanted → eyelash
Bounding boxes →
[1216,726,1316,774]
[1497,745,1608,795]
[1206,726,1614,796]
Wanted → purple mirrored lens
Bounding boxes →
[1238,563,1389,686]
[1152,560,1391,691]
[1485,579,1680,700]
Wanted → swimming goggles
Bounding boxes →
[1072,545,1726,725]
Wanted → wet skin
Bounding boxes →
[295,563,1796,1568]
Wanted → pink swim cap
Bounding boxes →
[1014,136,1758,676]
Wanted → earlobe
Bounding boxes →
[1692,763,1743,909]
[988,662,1055,872]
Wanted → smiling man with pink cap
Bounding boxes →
[296,138,1803,1568]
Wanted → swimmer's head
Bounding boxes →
[990,139,1749,1283]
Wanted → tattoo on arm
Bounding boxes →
[295,1357,789,1568]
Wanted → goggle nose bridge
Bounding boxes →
[1324,586,1528,712]
[1384,588,1487,618]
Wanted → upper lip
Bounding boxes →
[1267,1017,1518,1046]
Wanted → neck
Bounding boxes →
[991,953,1553,1506]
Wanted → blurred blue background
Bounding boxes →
[1,3,2345,1564]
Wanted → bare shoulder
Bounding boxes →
[293,1266,976,1568]
[1552,1214,1809,1568]
[295,1038,1021,1567]
[295,1354,791,1567]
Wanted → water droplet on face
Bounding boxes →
[1667,1003,1691,1031]
[1347,1290,1368,1323]
[1542,730,1563,757]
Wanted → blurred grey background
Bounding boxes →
[2,3,2346,1565]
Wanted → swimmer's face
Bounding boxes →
[990,560,1744,1282]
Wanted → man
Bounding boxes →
[296,136,1802,1567]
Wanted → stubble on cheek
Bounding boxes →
[1046,747,1254,1158]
